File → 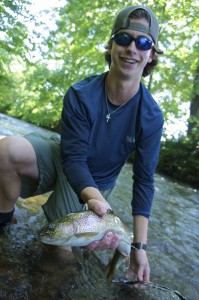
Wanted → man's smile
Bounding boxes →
[121,57,139,64]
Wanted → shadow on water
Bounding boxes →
[0,114,198,299]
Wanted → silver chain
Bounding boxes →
[105,91,131,123]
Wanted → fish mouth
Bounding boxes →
[39,234,71,246]
[39,233,55,243]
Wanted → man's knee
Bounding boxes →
[0,136,39,178]
[0,136,27,164]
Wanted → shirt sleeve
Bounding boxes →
[132,112,164,218]
[60,87,98,197]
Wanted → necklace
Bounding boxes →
[105,90,132,123]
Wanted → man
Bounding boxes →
[0,5,164,282]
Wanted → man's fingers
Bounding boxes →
[87,199,112,216]
[111,233,120,247]
[86,240,100,250]
[89,232,113,250]
[85,232,119,250]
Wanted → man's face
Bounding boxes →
[109,18,154,80]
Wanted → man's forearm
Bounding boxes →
[133,215,148,243]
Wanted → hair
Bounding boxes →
[104,9,159,77]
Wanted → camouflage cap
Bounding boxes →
[111,5,160,44]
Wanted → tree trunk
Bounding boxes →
[187,62,199,135]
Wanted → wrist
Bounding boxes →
[131,242,147,251]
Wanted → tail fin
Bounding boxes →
[105,249,124,284]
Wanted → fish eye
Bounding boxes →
[47,224,55,231]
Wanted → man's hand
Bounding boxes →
[87,198,112,216]
[85,199,120,250]
[126,249,150,282]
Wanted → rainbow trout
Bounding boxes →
[38,210,131,283]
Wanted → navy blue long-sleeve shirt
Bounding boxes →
[61,72,164,218]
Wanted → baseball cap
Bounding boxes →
[111,5,161,51]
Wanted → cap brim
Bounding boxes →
[154,46,163,54]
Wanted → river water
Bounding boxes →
[0,113,198,299]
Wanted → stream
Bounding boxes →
[0,113,198,300]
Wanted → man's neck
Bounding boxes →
[105,71,140,105]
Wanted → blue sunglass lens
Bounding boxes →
[114,34,132,46]
[112,33,153,51]
[136,37,152,50]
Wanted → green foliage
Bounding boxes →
[45,0,199,128]
[0,0,32,116]
[0,48,21,112]
[157,121,199,188]
[7,63,63,130]
[0,0,31,57]
[149,1,199,126]
[0,0,199,185]
[1,0,199,131]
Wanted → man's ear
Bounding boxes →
[148,48,156,63]
[107,40,113,53]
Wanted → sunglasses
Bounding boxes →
[111,32,154,51]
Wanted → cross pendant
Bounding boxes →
[106,113,111,122]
